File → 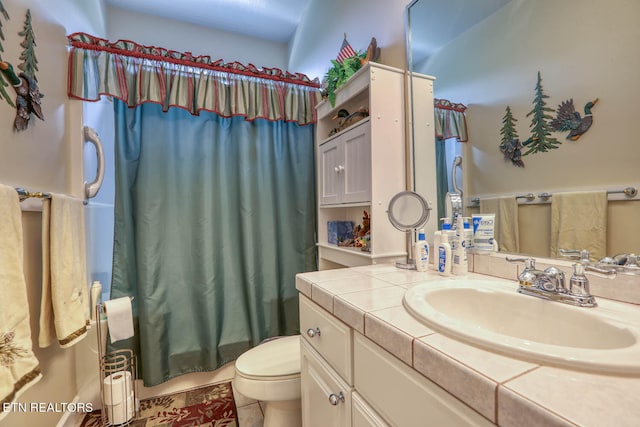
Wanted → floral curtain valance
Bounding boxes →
[434,98,468,142]
[67,32,322,125]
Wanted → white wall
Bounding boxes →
[289,0,409,80]
[420,0,640,196]
[106,5,289,70]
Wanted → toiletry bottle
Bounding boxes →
[438,232,452,276]
[463,217,473,252]
[452,215,468,275]
[414,229,429,272]
[434,218,452,253]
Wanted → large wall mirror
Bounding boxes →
[407,0,640,262]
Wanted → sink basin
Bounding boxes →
[404,278,640,375]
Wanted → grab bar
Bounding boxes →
[84,126,105,202]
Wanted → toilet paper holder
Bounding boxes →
[96,299,139,426]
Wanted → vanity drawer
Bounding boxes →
[300,294,353,384]
[301,339,352,427]
[354,333,493,427]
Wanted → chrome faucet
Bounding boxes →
[561,248,640,275]
[507,257,616,307]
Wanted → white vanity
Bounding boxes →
[297,254,640,427]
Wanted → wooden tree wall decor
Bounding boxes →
[499,106,525,167]
[18,9,38,80]
[0,0,14,108]
[522,71,561,155]
[0,8,44,131]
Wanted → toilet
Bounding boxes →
[233,335,302,427]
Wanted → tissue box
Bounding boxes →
[327,221,354,245]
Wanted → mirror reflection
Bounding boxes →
[407,0,640,261]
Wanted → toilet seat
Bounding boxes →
[233,335,302,426]
[235,335,301,379]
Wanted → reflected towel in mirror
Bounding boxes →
[480,196,520,253]
[550,191,607,261]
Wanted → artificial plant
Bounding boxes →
[324,52,366,107]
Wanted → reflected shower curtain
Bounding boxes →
[435,137,448,225]
[110,99,317,386]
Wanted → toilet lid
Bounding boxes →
[235,335,300,378]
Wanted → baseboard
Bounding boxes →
[56,395,83,427]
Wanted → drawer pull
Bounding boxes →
[328,392,345,406]
[306,327,321,338]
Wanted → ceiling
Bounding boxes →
[105,0,511,54]
[104,0,313,43]
[409,0,512,65]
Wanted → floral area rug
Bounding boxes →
[80,381,238,427]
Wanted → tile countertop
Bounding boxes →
[295,259,640,427]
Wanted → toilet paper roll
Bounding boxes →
[104,297,134,343]
[103,371,133,405]
[106,394,135,425]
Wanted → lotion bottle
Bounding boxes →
[438,232,452,276]
[463,217,473,252]
[433,218,452,254]
[414,229,429,272]
[452,214,468,275]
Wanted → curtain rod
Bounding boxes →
[15,187,51,202]
[470,186,638,205]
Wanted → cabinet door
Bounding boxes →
[319,139,342,205]
[342,123,371,204]
[352,392,389,427]
[301,341,352,427]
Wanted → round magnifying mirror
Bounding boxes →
[387,191,431,269]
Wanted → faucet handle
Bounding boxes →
[584,263,617,279]
[560,248,591,263]
[506,257,535,269]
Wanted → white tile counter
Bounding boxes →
[295,257,640,427]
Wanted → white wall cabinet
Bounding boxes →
[299,294,492,427]
[315,63,408,269]
[319,121,371,206]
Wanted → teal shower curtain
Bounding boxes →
[110,99,317,386]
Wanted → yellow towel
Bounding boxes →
[550,191,607,261]
[39,194,89,348]
[480,196,520,253]
[0,185,42,420]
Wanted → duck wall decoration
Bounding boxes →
[0,9,44,131]
[550,98,598,140]
[0,60,43,131]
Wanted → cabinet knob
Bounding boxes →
[306,327,321,338]
[328,392,345,406]
[334,165,345,173]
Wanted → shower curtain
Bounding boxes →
[110,99,317,386]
